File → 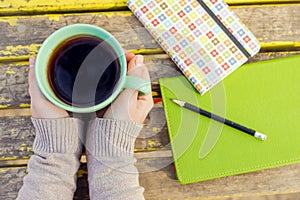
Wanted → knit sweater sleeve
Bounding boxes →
[86,118,145,200]
[17,118,83,200]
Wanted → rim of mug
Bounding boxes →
[35,24,127,113]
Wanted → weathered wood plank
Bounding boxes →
[0,0,128,16]
[0,59,170,108]
[1,51,300,109]
[0,104,168,160]
[1,163,300,200]
[0,5,300,60]
[0,167,26,200]
[0,108,31,117]
[0,116,35,160]
[227,0,300,4]
[0,55,180,108]
[0,62,30,109]
[0,11,157,60]
[1,0,298,16]
[0,166,90,200]
[139,163,300,199]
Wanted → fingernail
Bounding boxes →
[135,55,144,66]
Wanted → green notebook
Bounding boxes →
[159,55,300,184]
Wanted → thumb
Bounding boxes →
[28,56,45,101]
[116,55,145,103]
[128,55,150,82]
[128,54,144,71]
[119,55,150,103]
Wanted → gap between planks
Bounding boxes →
[1,43,300,63]
[0,150,173,168]
[0,99,163,117]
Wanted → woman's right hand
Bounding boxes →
[103,54,153,124]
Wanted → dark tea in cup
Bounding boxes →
[47,35,121,107]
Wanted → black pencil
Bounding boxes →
[171,99,267,141]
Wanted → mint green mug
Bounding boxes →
[35,24,151,113]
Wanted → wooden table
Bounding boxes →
[1,0,300,199]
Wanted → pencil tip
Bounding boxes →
[170,99,185,107]
[170,98,176,102]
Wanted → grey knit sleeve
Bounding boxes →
[17,118,83,200]
[86,118,145,200]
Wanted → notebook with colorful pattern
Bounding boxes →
[128,0,260,94]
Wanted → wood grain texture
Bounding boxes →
[140,163,300,200]
[0,116,34,160]
[0,166,90,200]
[0,62,30,108]
[0,167,26,200]
[1,163,300,200]
[0,5,300,60]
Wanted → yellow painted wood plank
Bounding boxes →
[1,42,300,63]
[0,0,128,15]
[0,108,31,117]
[0,49,164,63]
[233,3,300,8]
[0,44,40,62]
[227,0,300,4]
[200,191,300,200]
[2,165,300,200]
[0,5,300,61]
[0,0,299,16]
[1,51,300,110]
[260,42,300,49]
[1,164,300,199]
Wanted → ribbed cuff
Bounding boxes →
[86,119,142,158]
[31,118,83,155]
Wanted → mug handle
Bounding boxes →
[123,75,151,95]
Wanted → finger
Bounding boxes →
[128,55,152,100]
[127,54,143,71]
[124,55,144,100]
[28,56,36,96]
[123,48,135,62]
[116,55,151,104]
[128,55,150,80]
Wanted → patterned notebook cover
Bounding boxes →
[128,0,260,94]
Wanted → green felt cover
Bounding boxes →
[159,55,300,184]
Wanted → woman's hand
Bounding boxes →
[28,56,69,119]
